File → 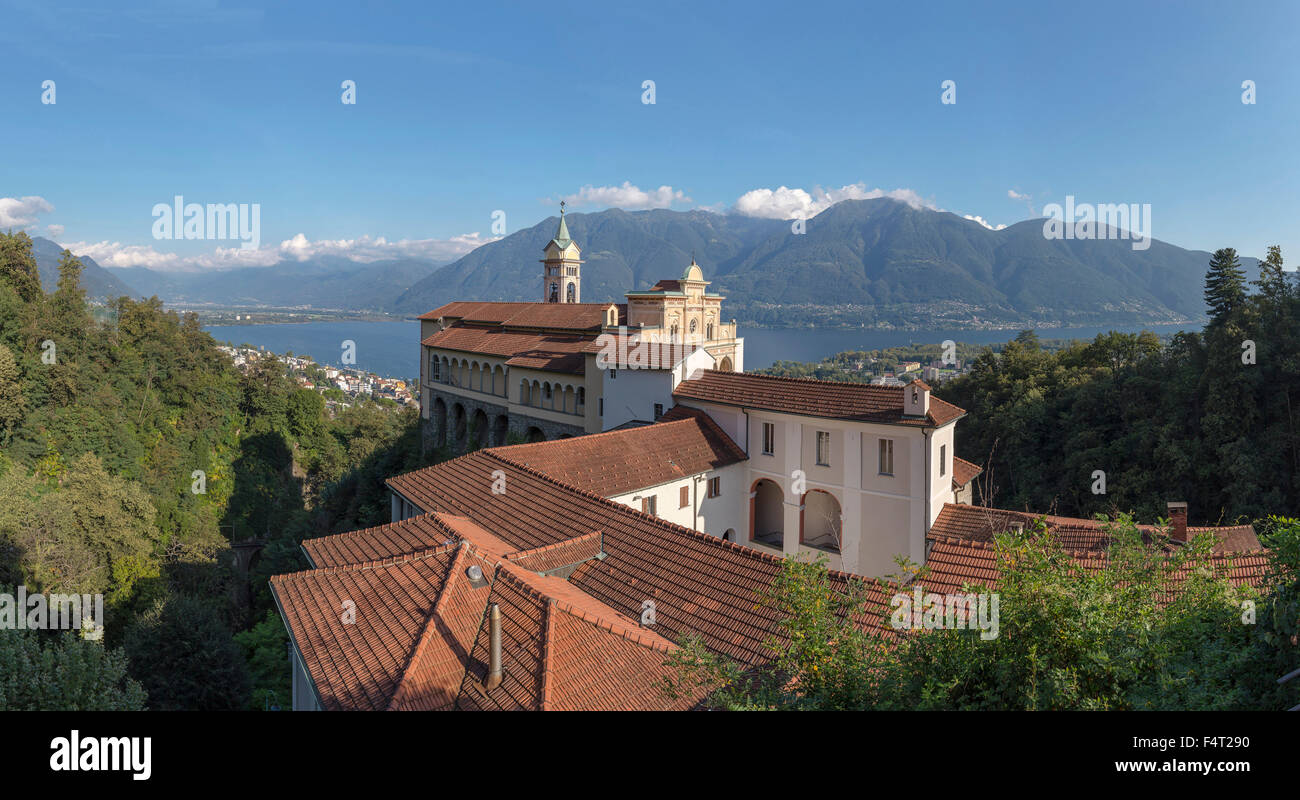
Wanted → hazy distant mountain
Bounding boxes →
[31,237,138,299]
[67,198,1262,328]
[395,208,785,310]
[395,200,1258,328]
[106,256,452,311]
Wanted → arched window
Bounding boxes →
[706,323,714,339]
[430,353,440,381]
[566,282,576,303]
[549,283,559,302]
[576,386,585,411]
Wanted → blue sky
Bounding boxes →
[1,0,1297,270]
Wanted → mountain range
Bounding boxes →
[393,199,1256,328]
[38,198,1259,328]
[30,236,137,300]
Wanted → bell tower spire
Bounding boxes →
[541,201,582,303]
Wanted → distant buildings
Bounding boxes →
[214,345,415,410]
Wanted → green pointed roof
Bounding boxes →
[549,209,573,250]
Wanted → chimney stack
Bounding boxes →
[1167,502,1188,543]
[484,603,503,691]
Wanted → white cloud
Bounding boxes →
[732,184,934,220]
[65,232,495,272]
[0,196,54,228]
[559,182,690,210]
[963,214,1006,231]
[46,224,65,239]
[731,182,1015,231]
[1007,189,1031,201]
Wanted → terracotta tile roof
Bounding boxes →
[419,301,624,331]
[386,450,895,665]
[387,545,499,711]
[270,544,461,711]
[486,406,746,497]
[284,453,1272,710]
[276,522,708,711]
[507,531,604,574]
[929,503,1261,554]
[673,370,966,426]
[951,456,982,490]
[576,332,706,359]
[919,536,1272,599]
[301,513,459,568]
[423,326,595,374]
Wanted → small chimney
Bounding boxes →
[484,603,503,691]
[1167,502,1188,543]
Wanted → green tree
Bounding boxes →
[0,344,25,442]
[0,231,42,304]
[0,630,147,710]
[124,594,251,710]
[233,609,291,710]
[1204,247,1247,325]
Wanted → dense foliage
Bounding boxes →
[669,516,1300,710]
[935,246,1299,524]
[0,231,435,709]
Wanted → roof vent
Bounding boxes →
[484,603,503,691]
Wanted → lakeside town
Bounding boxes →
[215,344,417,413]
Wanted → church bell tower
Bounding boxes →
[542,201,582,303]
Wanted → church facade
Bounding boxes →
[417,210,744,448]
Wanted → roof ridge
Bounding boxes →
[489,415,700,455]
[690,368,911,392]
[386,542,476,711]
[505,530,603,561]
[272,540,461,580]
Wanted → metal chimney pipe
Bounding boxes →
[484,603,503,691]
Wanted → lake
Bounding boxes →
[204,320,1198,380]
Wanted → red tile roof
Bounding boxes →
[920,535,1271,599]
[486,406,746,497]
[270,544,462,711]
[929,503,1261,553]
[274,519,705,711]
[419,301,624,331]
[387,450,894,663]
[422,326,595,374]
[283,450,1276,710]
[673,370,966,426]
[951,456,982,490]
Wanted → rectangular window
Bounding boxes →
[940,444,947,476]
[679,485,690,508]
[598,398,604,416]
[761,422,775,455]
[879,438,894,476]
[641,495,657,516]
[816,431,831,466]
[609,369,617,380]
[654,403,665,420]
[708,476,721,498]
